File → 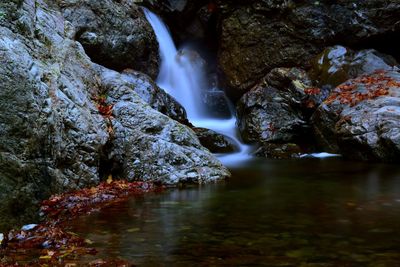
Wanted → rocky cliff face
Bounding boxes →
[217,0,400,96]
[60,0,160,79]
[0,0,229,231]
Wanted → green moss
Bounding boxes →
[0,10,5,20]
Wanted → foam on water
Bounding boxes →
[300,152,341,158]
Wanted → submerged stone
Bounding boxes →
[193,127,239,153]
[255,143,302,159]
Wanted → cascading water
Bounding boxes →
[143,8,252,165]
[143,9,207,120]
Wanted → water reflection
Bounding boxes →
[66,158,400,266]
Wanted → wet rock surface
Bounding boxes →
[217,0,400,95]
[237,68,325,146]
[193,127,238,153]
[0,0,109,230]
[255,143,302,159]
[202,75,233,118]
[104,69,188,124]
[312,70,400,162]
[101,69,230,185]
[60,0,160,78]
[310,46,398,88]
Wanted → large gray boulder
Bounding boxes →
[99,69,230,185]
[60,0,160,78]
[312,70,400,162]
[0,0,229,231]
[237,68,324,145]
[102,69,189,125]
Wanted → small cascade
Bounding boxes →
[143,8,252,165]
[143,9,206,120]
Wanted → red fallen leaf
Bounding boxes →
[268,122,277,134]
[337,83,356,91]
[304,87,321,95]
[40,181,162,220]
[373,69,387,75]
[2,180,161,265]
[304,99,316,108]
[97,103,114,117]
[386,80,400,87]
[325,73,396,106]
[207,2,217,12]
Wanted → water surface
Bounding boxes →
[66,158,400,266]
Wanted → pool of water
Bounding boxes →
[65,158,400,266]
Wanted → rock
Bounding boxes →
[193,127,238,153]
[60,0,160,78]
[103,69,189,124]
[0,0,109,230]
[312,70,400,162]
[255,143,302,159]
[0,0,229,231]
[217,1,400,95]
[203,89,232,118]
[99,69,230,185]
[310,45,398,88]
[237,68,325,145]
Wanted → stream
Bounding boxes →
[65,157,400,266]
[63,8,400,266]
[57,11,398,266]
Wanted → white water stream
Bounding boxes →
[143,8,252,165]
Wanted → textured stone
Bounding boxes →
[217,0,400,95]
[99,69,230,185]
[312,70,400,162]
[60,0,160,78]
[193,127,238,153]
[237,68,323,145]
[310,45,398,88]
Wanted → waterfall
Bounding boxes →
[143,8,206,120]
[143,8,252,165]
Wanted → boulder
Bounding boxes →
[60,0,160,78]
[237,68,325,146]
[254,143,302,159]
[203,89,232,118]
[193,127,238,153]
[312,70,400,162]
[217,0,400,96]
[100,69,230,185]
[310,45,398,88]
[103,69,189,125]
